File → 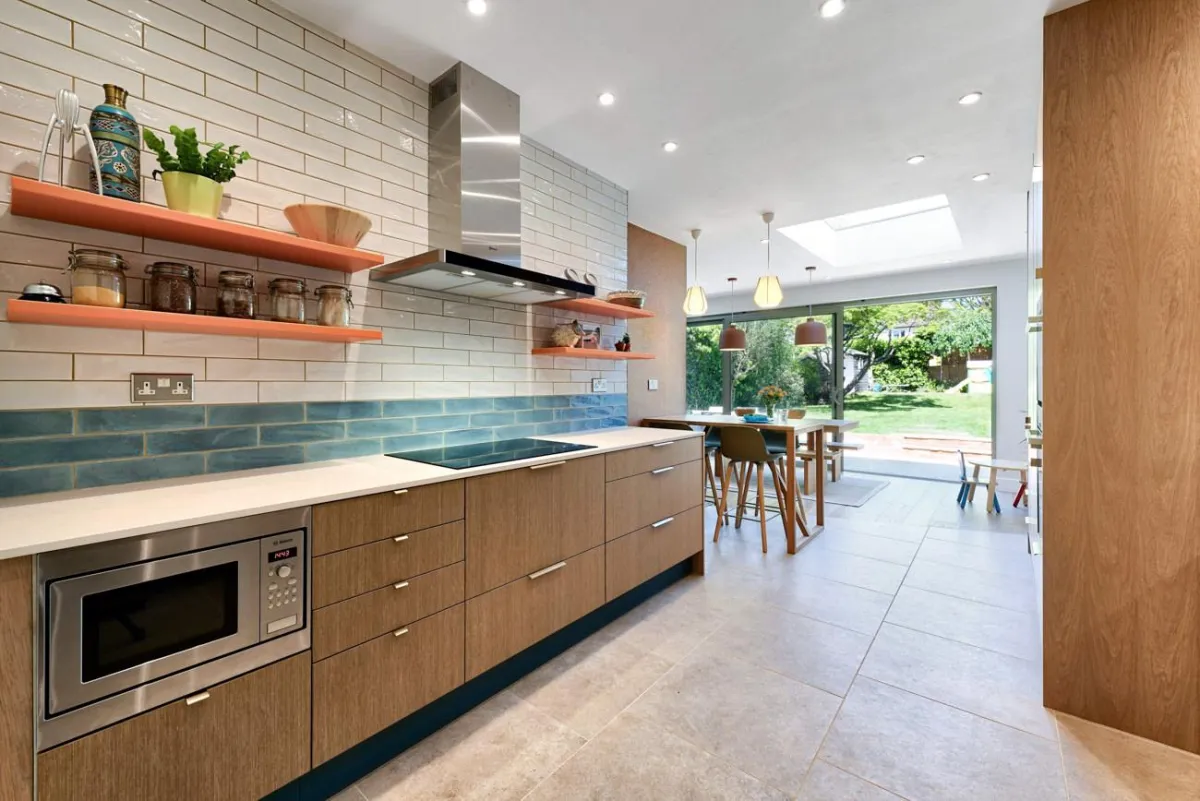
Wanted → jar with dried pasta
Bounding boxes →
[314,285,353,327]
[269,277,307,323]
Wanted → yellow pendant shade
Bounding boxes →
[682,284,708,315]
[753,275,783,308]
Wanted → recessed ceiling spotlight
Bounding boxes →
[467,0,487,15]
[959,91,983,105]
[512,281,526,287]
[554,289,567,295]
[461,270,477,276]
[598,92,615,106]
[906,155,926,165]
[819,0,846,18]
[972,173,991,182]
[662,141,678,153]
[760,238,769,244]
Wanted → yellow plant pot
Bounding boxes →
[161,172,223,218]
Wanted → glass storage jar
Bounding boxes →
[269,277,306,323]
[67,248,126,308]
[315,285,353,327]
[217,271,255,319]
[145,262,197,314]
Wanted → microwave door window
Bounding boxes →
[80,561,240,683]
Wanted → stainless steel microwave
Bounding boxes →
[36,507,311,750]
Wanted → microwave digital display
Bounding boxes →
[268,547,297,563]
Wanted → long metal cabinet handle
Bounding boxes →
[185,692,210,706]
[652,441,675,448]
[651,517,675,529]
[528,561,567,580]
[392,489,408,495]
[393,627,409,637]
[393,581,410,590]
[529,461,566,470]
[393,535,410,542]
[650,466,675,475]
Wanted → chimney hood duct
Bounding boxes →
[370,63,596,304]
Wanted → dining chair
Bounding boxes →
[713,426,788,553]
[647,421,721,509]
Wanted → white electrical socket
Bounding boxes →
[591,378,609,393]
[647,379,659,391]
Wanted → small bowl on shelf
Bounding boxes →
[605,290,646,309]
[283,204,372,248]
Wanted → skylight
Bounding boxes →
[779,195,962,267]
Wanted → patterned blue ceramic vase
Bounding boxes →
[88,84,140,202]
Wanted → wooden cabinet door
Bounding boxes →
[465,455,604,597]
[606,505,703,600]
[605,459,703,541]
[38,653,310,801]
[313,480,464,555]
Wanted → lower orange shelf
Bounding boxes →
[531,347,654,360]
[6,300,383,342]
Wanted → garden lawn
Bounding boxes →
[805,391,991,438]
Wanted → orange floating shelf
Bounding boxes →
[6,300,383,343]
[531,347,654,360]
[10,177,383,273]
[538,297,655,319]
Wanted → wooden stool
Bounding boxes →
[968,457,1028,514]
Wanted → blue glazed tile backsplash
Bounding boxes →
[0,394,628,499]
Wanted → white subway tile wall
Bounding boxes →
[0,0,631,410]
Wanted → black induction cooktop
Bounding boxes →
[386,437,595,469]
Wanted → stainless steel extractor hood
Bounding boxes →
[371,63,595,304]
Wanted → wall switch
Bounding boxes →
[131,373,194,403]
[591,378,609,393]
[647,379,659,391]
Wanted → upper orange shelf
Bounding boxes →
[532,347,654,360]
[10,177,384,273]
[539,297,655,319]
[6,300,383,343]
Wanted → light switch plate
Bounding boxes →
[591,378,609,393]
[132,373,194,403]
[647,379,659,391]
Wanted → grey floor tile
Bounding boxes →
[886,585,1041,660]
[798,761,904,800]
[826,516,930,543]
[357,691,585,801]
[793,547,909,595]
[508,631,674,738]
[820,678,1067,801]
[600,584,727,663]
[767,573,895,635]
[525,712,787,801]
[1057,713,1200,800]
[812,530,920,566]
[630,651,841,793]
[903,557,1037,612]
[860,623,1056,740]
[925,524,1031,553]
[916,537,1034,579]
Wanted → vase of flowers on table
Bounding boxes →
[758,385,788,419]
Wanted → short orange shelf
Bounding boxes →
[6,300,383,343]
[10,177,383,273]
[538,297,655,319]
[531,347,654,360]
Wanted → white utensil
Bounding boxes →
[38,89,103,195]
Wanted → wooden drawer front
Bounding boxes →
[38,653,310,801]
[312,520,464,607]
[313,562,465,661]
[465,455,604,597]
[312,480,464,555]
[607,505,703,601]
[465,545,604,679]
[313,604,464,765]
[605,458,703,541]
[605,437,703,482]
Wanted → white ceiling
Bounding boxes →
[280,0,1060,291]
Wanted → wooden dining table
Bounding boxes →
[640,414,828,554]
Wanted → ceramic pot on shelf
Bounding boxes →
[161,172,223,218]
[88,84,140,201]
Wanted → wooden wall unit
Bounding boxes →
[0,557,32,801]
[627,224,687,424]
[1043,0,1200,753]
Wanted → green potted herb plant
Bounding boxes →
[143,126,251,219]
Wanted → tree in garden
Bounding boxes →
[685,325,723,410]
[731,319,805,408]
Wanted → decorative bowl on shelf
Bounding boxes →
[605,289,646,309]
[283,204,372,247]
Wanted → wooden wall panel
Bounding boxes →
[1043,0,1200,754]
[0,556,32,801]
[627,224,686,423]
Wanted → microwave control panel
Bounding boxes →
[260,531,305,639]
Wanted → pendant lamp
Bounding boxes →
[753,211,783,308]
[682,228,709,315]
[794,266,827,345]
[719,278,747,351]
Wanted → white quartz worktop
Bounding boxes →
[0,427,700,560]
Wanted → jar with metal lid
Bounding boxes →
[67,248,126,308]
[269,277,306,323]
[217,271,255,319]
[145,262,197,314]
[315,285,353,327]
